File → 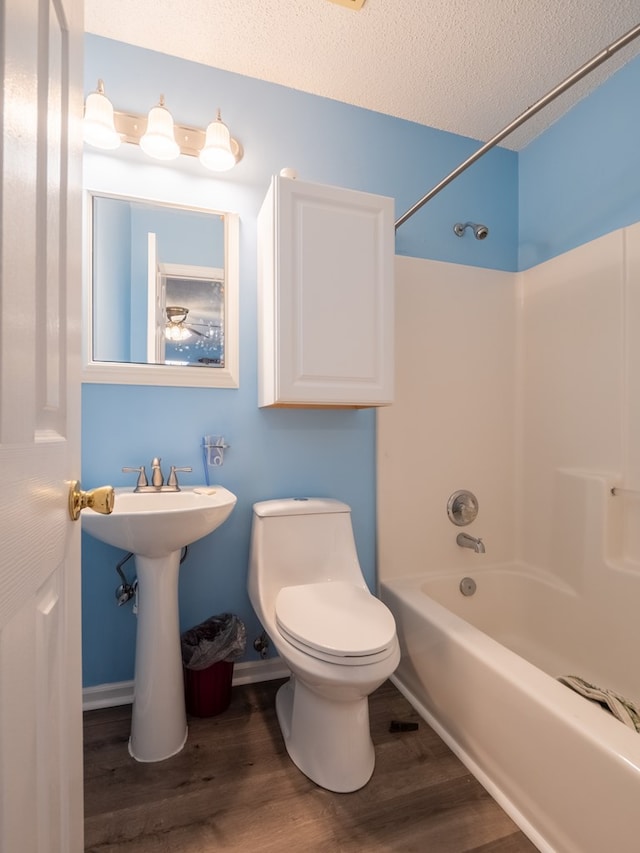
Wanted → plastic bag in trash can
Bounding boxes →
[181,613,246,670]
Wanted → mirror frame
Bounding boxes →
[83,181,239,388]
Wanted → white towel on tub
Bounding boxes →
[558,675,640,732]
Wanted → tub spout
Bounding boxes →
[456,532,485,554]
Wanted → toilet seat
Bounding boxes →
[275,582,397,666]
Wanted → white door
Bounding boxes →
[0,0,84,850]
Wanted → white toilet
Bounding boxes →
[248,497,400,793]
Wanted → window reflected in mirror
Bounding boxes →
[161,268,224,366]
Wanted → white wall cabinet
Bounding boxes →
[257,175,394,407]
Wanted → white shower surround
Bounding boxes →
[377,223,640,851]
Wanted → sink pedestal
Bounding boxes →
[81,485,238,761]
[129,551,187,762]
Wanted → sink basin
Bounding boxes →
[82,486,237,557]
[81,484,237,763]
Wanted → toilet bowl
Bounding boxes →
[248,497,400,793]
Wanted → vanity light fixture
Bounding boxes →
[82,80,243,171]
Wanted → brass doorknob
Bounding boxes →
[68,480,115,521]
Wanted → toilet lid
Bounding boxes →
[275,582,396,659]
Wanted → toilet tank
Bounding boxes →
[248,498,366,609]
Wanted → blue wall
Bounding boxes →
[519,53,640,270]
[92,198,131,361]
[81,34,639,688]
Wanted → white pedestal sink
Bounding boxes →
[82,486,237,762]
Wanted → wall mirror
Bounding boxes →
[83,189,239,387]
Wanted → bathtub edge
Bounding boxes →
[390,672,554,853]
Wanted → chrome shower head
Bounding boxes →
[453,222,489,240]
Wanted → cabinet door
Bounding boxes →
[273,177,394,407]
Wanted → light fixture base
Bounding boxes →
[327,0,366,8]
[113,111,243,166]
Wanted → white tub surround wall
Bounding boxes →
[519,230,624,571]
[520,221,640,570]
[380,221,640,582]
[625,224,640,492]
[621,225,640,559]
[377,256,517,580]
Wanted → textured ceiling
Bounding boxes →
[84,0,640,150]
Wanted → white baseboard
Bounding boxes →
[231,656,289,686]
[82,657,290,712]
[83,679,135,711]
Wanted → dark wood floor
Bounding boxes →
[83,679,538,852]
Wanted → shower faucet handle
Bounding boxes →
[122,466,149,489]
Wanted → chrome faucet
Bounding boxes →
[122,458,192,492]
[456,532,486,554]
[151,457,164,487]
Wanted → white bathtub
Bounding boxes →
[381,566,640,853]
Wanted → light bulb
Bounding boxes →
[83,80,121,150]
[165,323,191,341]
[199,110,236,172]
[140,96,180,161]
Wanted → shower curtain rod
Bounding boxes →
[395,21,640,230]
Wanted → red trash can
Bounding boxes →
[184,659,234,717]
[181,612,246,716]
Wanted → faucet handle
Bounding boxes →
[167,466,192,489]
[122,466,148,488]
